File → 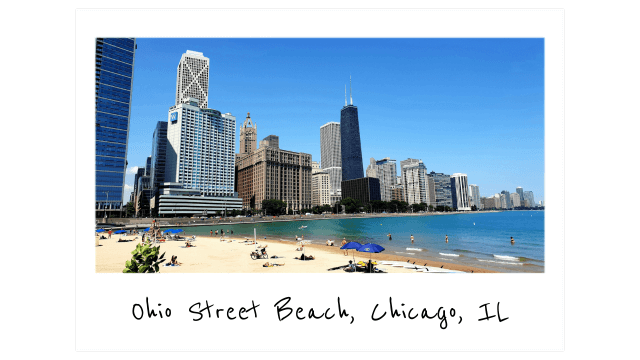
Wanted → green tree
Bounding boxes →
[428,205,434,212]
[321,204,332,214]
[125,201,135,217]
[340,197,363,214]
[262,199,287,216]
[123,244,166,273]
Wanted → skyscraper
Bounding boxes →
[468,184,481,209]
[450,174,471,211]
[366,157,398,202]
[259,134,279,149]
[150,121,168,192]
[239,113,257,156]
[400,159,420,202]
[524,191,535,208]
[516,187,524,203]
[320,122,342,202]
[95,37,136,217]
[340,78,364,181]
[165,97,236,197]
[401,159,429,205]
[510,193,521,208]
[429,171,453,208]
[145,156,152,176]
[501,190,512,209]
[175,50,209,108]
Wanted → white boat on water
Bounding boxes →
[299,226,307,229]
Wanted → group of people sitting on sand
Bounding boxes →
[342,259,376,273]
[325,239,334,246]
[296,253,315,261]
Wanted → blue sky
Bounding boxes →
[124,38,544,203]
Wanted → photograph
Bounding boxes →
[95,38,544,274]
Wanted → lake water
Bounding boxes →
[164,211,545,273]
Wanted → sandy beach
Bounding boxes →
[95,233,494,273]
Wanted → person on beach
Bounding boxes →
[231,230,234,235]
[511,237,515,244]
[341,238,347,255]
[345,260,356,272]
[446,235,448,243]
[210,230,213,237]
[326,239,334,246]
[263,262,285,267]
[170,255,182,266]
[411,235,414,243]
[108,230,112,239]
[388,233,392,241]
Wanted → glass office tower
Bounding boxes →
[340,104,364,181]
[95,38,136,217]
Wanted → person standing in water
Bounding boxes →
[388,233,392,241]
[511,236,515,244]
[210,230,213,237]
[445,235,448,243]
[410,235,414,243]
[341,238,347,255]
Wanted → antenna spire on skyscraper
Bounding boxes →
[350,74,353,105]
[345,84,347,106]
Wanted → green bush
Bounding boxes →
[123,243,166,273]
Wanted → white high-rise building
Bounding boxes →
[401,159,429,205]
[366,157,397,202]
[400,158,420,203]
[320,122,342,201]
[165,97,236,197]
[510,193,521,207]
[524,191,535,208]
[175,50,210,109]
[450,173,471,211]
[312,161,321,174]
[469,184,481,209]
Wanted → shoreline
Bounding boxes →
[99,210,508,230]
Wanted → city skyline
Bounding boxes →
[122,38,544,203]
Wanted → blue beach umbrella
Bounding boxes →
[357,243,386,265]
[114,230,126,234]
[144,227,151,232]
[340,241,362,266]
[96,229,105,233]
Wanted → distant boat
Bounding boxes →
[473,223,475,225]
[299,226,307,229]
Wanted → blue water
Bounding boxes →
[164,211,544,272]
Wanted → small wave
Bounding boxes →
[395,251,407,254]
[406,253,415,255]
[493,254,519,261]
[406,248,422,251]
[478,259,523,265]
[439,253,459,257]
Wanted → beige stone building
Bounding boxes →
[235,115,312,211]
[312,171,331,207]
